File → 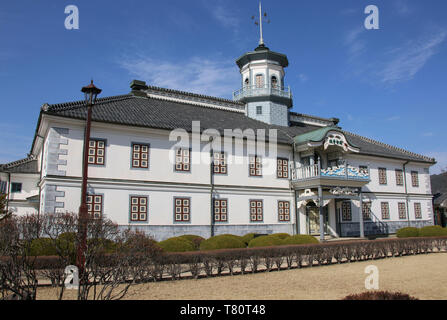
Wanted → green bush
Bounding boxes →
[56,232,77,260]
[158,237,195,252]
[200,234,246,251]
[240,233,256,246]
[419,225,447,237]
[396,227,420,238]
[177,234,205,250]
[270,233,291,240]
[247,235,283,248]
[29,238,57,256]
[281,234,319,245]
[88,238,117,253]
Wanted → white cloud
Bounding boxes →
[378,30,447,84]
[344,26,366,59]
[394,0,413,16]
[422,132,434,137]
[298,73,308,83]
[119,56,240,99]
[386,116,401,121]
[212,5,240,32]
[340,8,357,16]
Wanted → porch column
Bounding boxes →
[359,191,365,238]
[318,186,325,242]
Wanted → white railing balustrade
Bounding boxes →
[290,164,370,182]
[233,84,292,101]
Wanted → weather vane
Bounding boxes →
[251,2,270,46]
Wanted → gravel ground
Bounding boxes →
[37,253,447,300]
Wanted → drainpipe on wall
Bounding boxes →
[403,160,411,227]
[292,142,300,235]
[37,134,45,221]
[210,144,215,238]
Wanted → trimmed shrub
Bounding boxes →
[343,291,418,300]
[28,238,57,256]
[419,226,447,237]
[241,233,256,246]
[158,237,195,252]
[396,227,420,238]
[88,238,117,253]
[270,233,291,240]
[200,235,246,251]
[177,234,205,250]
[281,234,319,245]
[56,232,77,262]
[248,235,283,248]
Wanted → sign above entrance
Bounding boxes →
[293,127,360,153]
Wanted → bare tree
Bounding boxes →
[0,215,42,300]
[0,194,12,222]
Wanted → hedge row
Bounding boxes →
[396,226,447,238]
[18,236,447,282]
[156,233,319,252]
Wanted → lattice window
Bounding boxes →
[249,155,262,176]
[131,143,149,168]
[213,152,227,174]
[175,148,191,172]
[362,202,371,221]
[174,198,190,222]
[411,171,419,187]
[414,202,422,219]
[87,194,103,219]
[378,168,387,185]
[250,200,263,222]
[341,201,352,221]
[130,196,148,221]
[277,158,289,179]
[88,139,106,165]
[255,74,264,88]
[395,169,403,186]
[398,202,407,220]
[213,199,228,222]
[381,202,390,220]
[278,201,290,221]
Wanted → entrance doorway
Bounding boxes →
[306,202,328,235]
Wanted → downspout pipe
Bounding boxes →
[292,142,300,235]
[210,142,215,238]
[403,161,411,227]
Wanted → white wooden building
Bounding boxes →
[0,43,436,240]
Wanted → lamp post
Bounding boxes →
[76,80,101,275]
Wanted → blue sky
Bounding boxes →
[0,0,446,173]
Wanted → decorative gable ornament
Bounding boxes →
[306,130,360,153]
[324,132,350,151]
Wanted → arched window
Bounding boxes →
[255,74,264,88]
[244,78,249,87]
[271,76,278,88]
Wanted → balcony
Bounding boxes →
[233,84,292,101]
[290,164,370,189]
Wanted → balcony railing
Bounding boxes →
[291,164,370,182]
[233,84,292,101]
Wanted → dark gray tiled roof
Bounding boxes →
[344,131,435,163]
[0,157,39,174]
[43,94,320,144]
[40,93,435,164]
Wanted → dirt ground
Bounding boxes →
[37,253,447,300]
